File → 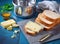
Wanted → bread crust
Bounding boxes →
[24,26,36,36]
[42,13,58,22]
[38,13,57,22]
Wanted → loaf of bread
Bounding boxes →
[35,10,60,30]
[25,21,44,35]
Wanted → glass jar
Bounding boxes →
[2,12,11,20]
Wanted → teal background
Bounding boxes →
[0,0,60,44]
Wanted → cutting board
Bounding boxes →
[17,18,60,44]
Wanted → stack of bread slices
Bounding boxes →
[35,10,60,30]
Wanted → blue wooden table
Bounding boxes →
[0,0,60,44]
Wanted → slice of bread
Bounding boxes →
[25,21,44,35]
[42,10,60,22]
[35,17,53,27]
[25,28,36,35]
[38,13,56,22]
[38,14,53,24]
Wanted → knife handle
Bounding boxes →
[39,34,52,42]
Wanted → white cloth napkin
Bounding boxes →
[37,1,59,13]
